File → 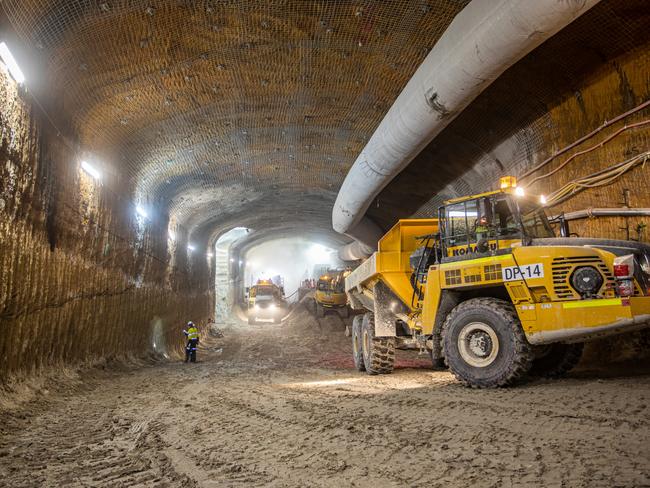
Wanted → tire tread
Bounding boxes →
[442,297,533,388]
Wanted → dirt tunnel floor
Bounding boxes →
[1,303,650,488]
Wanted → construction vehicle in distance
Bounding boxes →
[246,279,287,325]
[314,269,352,318]
[345,176,650,388]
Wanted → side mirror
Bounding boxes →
[559,214,570,238]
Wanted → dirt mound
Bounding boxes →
[211,296,353,370]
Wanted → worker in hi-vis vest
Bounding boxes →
[183,321,199,363]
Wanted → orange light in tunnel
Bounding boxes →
[499,175,517,189]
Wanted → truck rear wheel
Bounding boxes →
[442,298,533,388]
[530,343,583,378]
[361,313,395,375]
[351,315,365,371]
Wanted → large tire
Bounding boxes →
[351,315,365,371]
[361,313,395,375]
[442,298,533,388]
[530,343,583,378]
[316,303,325,318]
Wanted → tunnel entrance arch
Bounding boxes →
[213,227,249,323]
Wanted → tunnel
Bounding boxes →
[0,1,649,486]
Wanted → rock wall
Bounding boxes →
[0,69,213,378]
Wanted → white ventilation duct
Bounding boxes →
[333,0,601,257]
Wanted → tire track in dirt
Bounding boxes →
[1,303,649,487]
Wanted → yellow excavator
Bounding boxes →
[346,176,650,387]
[314,269,351,318]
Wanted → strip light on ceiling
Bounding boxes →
[80,160,101,180]
[0,42,25,84]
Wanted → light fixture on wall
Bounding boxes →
[0,42,25,84]
[80,160,101,180]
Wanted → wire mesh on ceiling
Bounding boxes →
[1,0,469,237]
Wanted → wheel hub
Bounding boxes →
[458,322,499,368]
[468,331,492,357]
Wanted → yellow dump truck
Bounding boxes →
[247,279,287,325]
[314,269,351,318]
[346,177,650,388]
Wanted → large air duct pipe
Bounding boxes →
[338,240,375,262]
[333,0,601,254]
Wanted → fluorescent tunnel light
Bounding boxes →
[0,42,25,84]
[80,160,101,180]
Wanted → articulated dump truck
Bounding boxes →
[346,177,650,388]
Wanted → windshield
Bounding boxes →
[512,198,554,238]
[255,286,277,299]
[317,280,330,291]
[440,194,554,253]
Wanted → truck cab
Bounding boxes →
[314,269,351,318]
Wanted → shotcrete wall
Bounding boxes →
[0,70,213,378]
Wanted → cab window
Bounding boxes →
[443,200,480,248]
[444,202,469,248]
[494,198,521,237]
[317,280,329,291]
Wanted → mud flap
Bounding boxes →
[373,281,408,337]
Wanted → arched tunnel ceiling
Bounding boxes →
[1,0,470,244]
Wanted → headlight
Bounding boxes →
[570,266,603,296]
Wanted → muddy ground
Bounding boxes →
[1,301,649,488]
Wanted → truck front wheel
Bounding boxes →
[530,343,583,378]
[351,315,365,371]
[361,313,395,375]
[442,298,533,388]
